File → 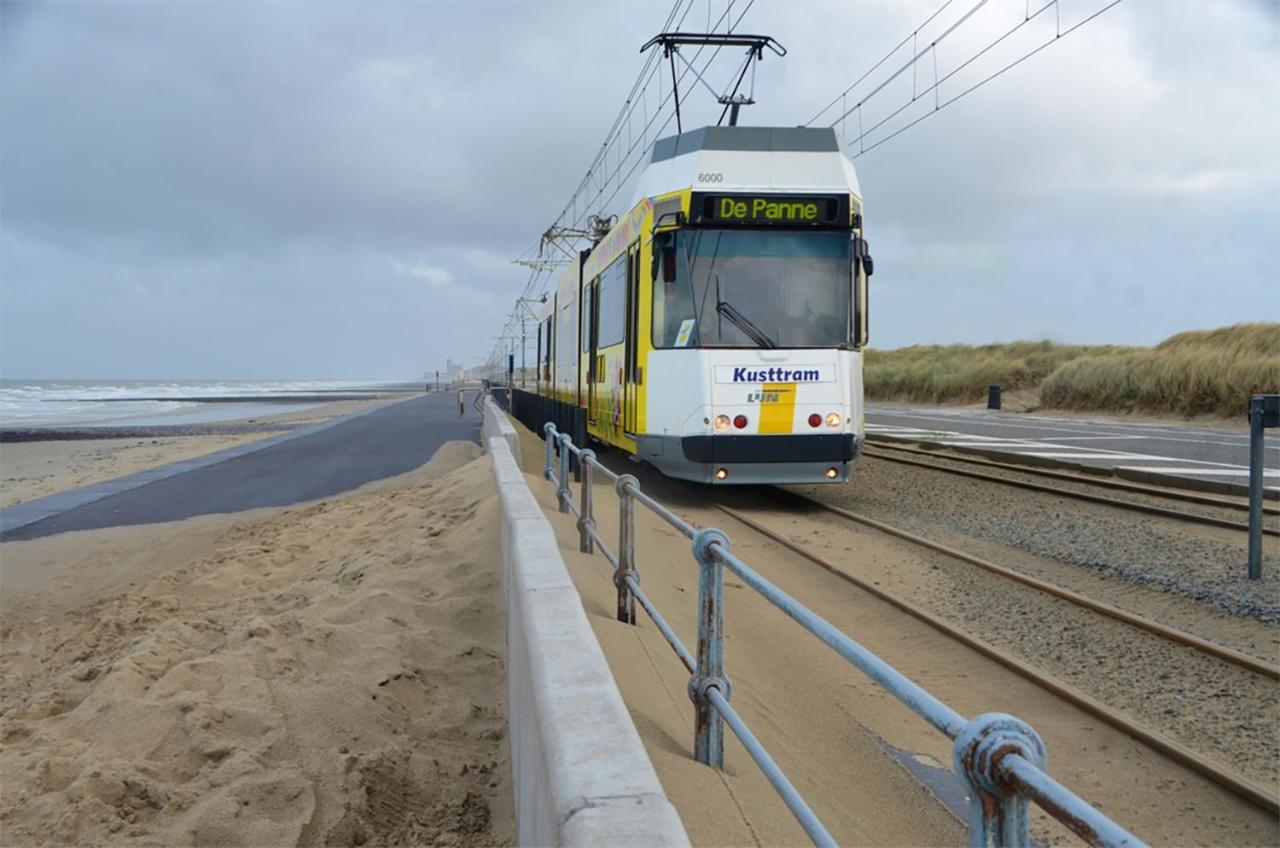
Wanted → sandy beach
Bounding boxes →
[0,399,394,509]
[0,441,512,847]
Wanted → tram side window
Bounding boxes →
[597,254,626,348]
[582,285,593,353]
[558,302,574,378]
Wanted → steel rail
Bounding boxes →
[865,439,1280,515]
[780,494,1279,680]
[862,446,1278,536]
[713,502,1280,814]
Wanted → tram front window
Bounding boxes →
[653,229,851,349]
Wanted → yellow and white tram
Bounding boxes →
[520,124,872,484]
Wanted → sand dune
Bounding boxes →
[0,441,512,847]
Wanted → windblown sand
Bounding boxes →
[0,441,512,847]
[507,416,1275,847]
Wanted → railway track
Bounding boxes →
[700,492,1280,814]
[860,442,1280,535]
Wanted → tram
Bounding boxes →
[524,123,872,484]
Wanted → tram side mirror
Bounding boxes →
[854,236,874,278]
[661,242,677,283]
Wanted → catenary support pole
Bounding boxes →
[1248,395,1264,580]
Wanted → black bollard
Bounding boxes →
[987,384,1002,411]
[1248,394,1279,580]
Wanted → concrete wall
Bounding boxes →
[482,397,522,467]
[483,399,689,847]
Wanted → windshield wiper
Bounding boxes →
[715,297,777,349]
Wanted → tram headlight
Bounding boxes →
[825,467,839,479]
[825,412,841,428]
[715,467,729,480]
[714,414,731,431]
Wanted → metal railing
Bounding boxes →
[539,422,1145,848]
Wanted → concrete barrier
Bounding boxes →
[482,396,522,466]
[483,399,689,847]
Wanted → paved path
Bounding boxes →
[1,392,481,542]
[865,404,1278,492]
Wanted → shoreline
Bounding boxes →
[1,390,418,439]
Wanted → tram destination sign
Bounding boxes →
[691,192,849,228]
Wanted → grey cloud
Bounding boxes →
[1,0,1277,378]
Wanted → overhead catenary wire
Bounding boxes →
[806,0,963,127]
[851,0,1124,157]
[546,0,751,246]
[817,0,991,129]
[489,0,702,367]
[804,0,1125,159]
[489,0,756,369]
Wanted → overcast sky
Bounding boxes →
[1,0,1276,379]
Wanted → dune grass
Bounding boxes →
[865,323,1279,418]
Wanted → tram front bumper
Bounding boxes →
[636,433,862,484]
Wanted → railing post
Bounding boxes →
[543,422,556,481]
[615,474,640,624]
[953,713,1046,848]
[1248,395,1263,580]
[578,449,597,554]
[557,433,572,514]
[690,528,732,768]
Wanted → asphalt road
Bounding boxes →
[1,392,481,542]
[865,403,1279,491]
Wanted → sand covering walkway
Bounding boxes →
[508,417,1276,847]
[0,442,512,846]
[509,421,965,846]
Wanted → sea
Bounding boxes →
[0,380,409,429]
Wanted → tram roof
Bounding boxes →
[649,126,840,163]
[634,124,861,206]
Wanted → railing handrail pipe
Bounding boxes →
[534,420,1145,848]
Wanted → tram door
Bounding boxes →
[623,243,640,435]
[585,279,598,425]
